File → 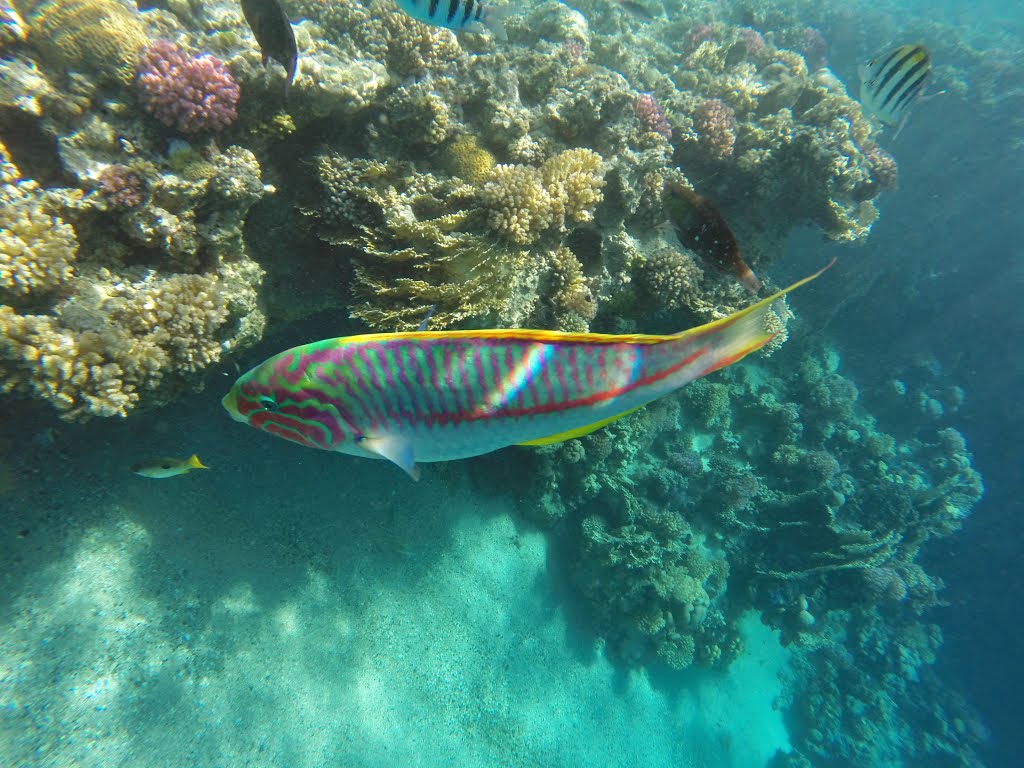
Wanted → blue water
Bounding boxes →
[2,1,1022,766]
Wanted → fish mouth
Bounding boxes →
[221,392,245,422]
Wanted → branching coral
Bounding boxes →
[314,153,538,331]
[137,41,240,134]
[293,0,461,78]
[0,184,78,305]
[1,265,263,420]
[480,149,605,244]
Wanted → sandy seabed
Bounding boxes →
[0,395,791,768]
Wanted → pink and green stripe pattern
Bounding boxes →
[222,264,831,478]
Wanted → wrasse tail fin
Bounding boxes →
[677,259,836,376]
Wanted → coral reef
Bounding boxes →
[137,40,240,134]
[0,181,79,305]
[634,92,672,141]
[24,0,149,85]
[480,149,606,245]
[484,329,984,762]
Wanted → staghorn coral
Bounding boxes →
[480,149,606,244]
[25,0,149,84]
[137,40,240,134]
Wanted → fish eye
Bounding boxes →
[260,396,279,412]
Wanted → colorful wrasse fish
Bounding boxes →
[222,265,831,480]
[132,454,208,478]
[859,43,932,138]
[241,0,298,97]
[392,0,512,40]
[663,182,762,294]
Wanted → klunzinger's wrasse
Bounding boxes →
[858,43,933,138]
[222,264,832,480]
[392,0,512,40]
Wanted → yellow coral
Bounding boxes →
[549,245,597,331]
[26,0,149,84]
[542,148,605,225]
[1,266,260,420]
[480,163,555,244]
[0,186,78,301]
[480,149,606,244]
[444,134,497,184]
[0,138,19,184]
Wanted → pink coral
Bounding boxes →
[686,23,717,51]
[137,40,240,134]
[736,27,766,56]
[694,99,737,159]
[863,142,899,191]
[634,93,672,141]
[801,27,828,70]
[97,164,145,208]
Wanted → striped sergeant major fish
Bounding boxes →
[393,0,512,40]
[222,263,834,480]
[858,43,933,138]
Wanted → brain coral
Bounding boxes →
[26,0,149,84]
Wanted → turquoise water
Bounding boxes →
[2,1,1020,766]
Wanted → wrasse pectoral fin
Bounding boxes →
[517,406,644,446]
[359,435,421,481]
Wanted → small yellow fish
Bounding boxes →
[131,454,208,478]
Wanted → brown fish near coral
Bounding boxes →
[241,0,298,97]
[662,182,762,293]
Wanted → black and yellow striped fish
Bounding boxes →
[858,43,932,137]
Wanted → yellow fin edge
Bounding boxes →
[517,406,644,447]
[187,454,209,470]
